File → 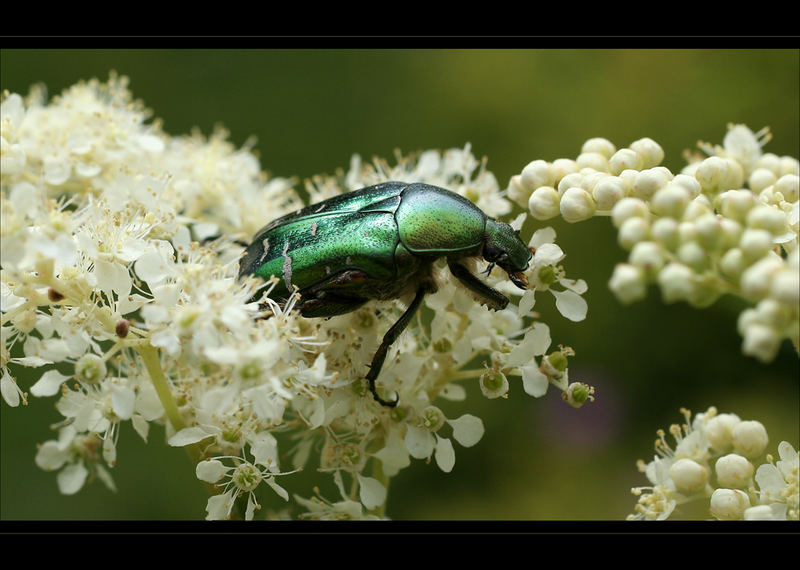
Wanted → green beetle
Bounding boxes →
[239,181,533,406]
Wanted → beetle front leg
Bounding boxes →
[447,261,509,311]
[366,285,429,407]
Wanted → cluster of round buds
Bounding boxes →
[509,125,799,363]
[629,407,798,521]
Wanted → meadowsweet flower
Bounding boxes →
[629,407,798,520]
[3,75,591,519]
[512,123,799,362]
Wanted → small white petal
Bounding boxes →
[30,369,71,397]
[111,385,136,420]
[57,462,89,495]
[448,414,485,448]
[434,435,456,473]
[169,426,216,447]
[205,492,234,520]
[551,289,588,322]
[404,425,435,459]
[357,475,387,510]
[196,459,228,483]
[521,364,548,397]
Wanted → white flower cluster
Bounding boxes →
[1,76,588,519]
[509,125,800,363]
[629,406,799,520]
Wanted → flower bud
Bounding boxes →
[710,488,750,520]
[719,248,745,280]
[748,168,777,193]
[739,228,773,262]
[732,420,769,458]
[630,137,664,169]
[740,255,782,300]
[715,454,754,488]
[608,263,647,304]
[677,241,709,272]
[657,262,694,303]
[609,148,641,175]
[520,160,554,191]
[746,204,787,236]
[576,152,609,172]
[528,186,561,220]
[632,168,671,201]
[560,187,596,223]
[779,156,799,176]
[651,217,680,251]
[618,217,649,250]
[717,189,756,222]
[706,413,741,452]
[612,197,649,228]
[581,137,616,159]
[771,267,800,305]
[507,175,532,208]
[774,173,798,202]
[592,176,627,210]
[550,158,578,185]
[650,183,691,218]
[669,458,708,495]
[629,241,665,278]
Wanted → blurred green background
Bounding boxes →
[1,48,798,521]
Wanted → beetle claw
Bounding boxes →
[509,271,528,290]
[369,379,399,407]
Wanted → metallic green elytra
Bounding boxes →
[238,181,533,407]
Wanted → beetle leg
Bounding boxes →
[365,285,429,407]
[447,261,509,311]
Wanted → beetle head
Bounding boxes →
[483,219,533,290]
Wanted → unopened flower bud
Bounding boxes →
[608,263,647,304]
[651,218,680,251]
[612,197,649,228]
[576,152,608,172]
[592,176,627,210]
[560,187,596,223]
[632,168,671,201]
[774,173,798,202]
[581,137,616,159]
[629,241,665,278]
[748,168,777,193]
[618,217,649,250]
[715,454,754,488]
[609,148,641,175]
[706,413,741,452]
[669,458,708,495]
[528,186,561,220]
[520,159,554,191]
[657,262,695,303]
[732,420,769,458]
[630,137,664,169]
[710,488,750,520]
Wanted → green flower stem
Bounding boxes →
[369,455,391,519]
[138,343,221,498]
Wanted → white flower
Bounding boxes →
[753,441,799,520]
[197,452,297,520]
